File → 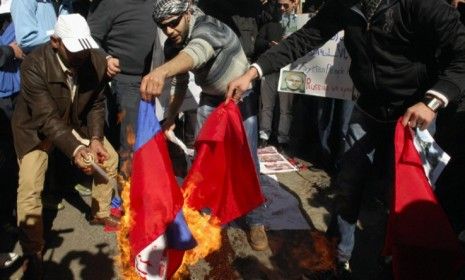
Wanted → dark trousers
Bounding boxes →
[107,77,141,177]
[0,94,18,225]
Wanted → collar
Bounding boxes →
[45,44,67,83]
[184,6,204,47]
[55,53,74,76]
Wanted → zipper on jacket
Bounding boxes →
[350,5,378,91]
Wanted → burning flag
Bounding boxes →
[128,100,196,279]
[182,102,265,225]
[384,120,465,279]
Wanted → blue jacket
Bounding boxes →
[11,0,72,53]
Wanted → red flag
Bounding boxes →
[384,120,465,279]
[182,102,265,224]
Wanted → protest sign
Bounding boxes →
[278,15,355,100]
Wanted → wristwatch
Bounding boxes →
[422,95,444,112]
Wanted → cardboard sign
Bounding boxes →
[278,16,355,100]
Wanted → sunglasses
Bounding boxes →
[157,14,184,30]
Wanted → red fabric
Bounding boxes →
[384,120,465,279]
[130,132,184,278]
[182,102,265,225]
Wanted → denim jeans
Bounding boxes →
[107,78,141,177]
[335,106,396,262]
[316,98,354,169]
[196,91,265,225]
[259,72,294,143]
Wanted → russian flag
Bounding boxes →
[129,101,196,279]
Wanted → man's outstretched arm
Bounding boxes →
[140,51,194,101]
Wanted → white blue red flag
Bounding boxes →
[130,101,196,279]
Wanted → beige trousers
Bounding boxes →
[17,138,118,254]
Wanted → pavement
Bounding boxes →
[0,148,389,280]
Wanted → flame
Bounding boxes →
[173,174,223,279]
[115,177,141,279]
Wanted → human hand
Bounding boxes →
[73,146,95,175]
[452,0,465,8]
[106,57,121,78]
[162,117,176,134]
[269,40,279,47]
[401,102,437,131]
[140,68,168,101]
[226,68,258,103]
[9,42,25,60]
[89,139,109,163]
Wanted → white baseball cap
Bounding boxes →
[53,14,99,53]
[0,0,11,15]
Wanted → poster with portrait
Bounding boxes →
[258,146,297,174]
[277,16,355,100]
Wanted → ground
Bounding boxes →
[0,152,389,280]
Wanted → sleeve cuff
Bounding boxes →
[251,63,264,79]
[426,90,449,107]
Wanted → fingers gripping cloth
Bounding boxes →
[152,0,190,22]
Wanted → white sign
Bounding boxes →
[278,15,354,100]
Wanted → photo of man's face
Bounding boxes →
[280,71,305,93]
[285,73,303,91]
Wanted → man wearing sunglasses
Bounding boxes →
[140,0,269,251]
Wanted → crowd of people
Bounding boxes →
[1,0,465,279]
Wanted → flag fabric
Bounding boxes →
[182,102,265,225]
[130,100,196,279]
[384,120,465,279]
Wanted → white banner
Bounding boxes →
[278,15,355,100]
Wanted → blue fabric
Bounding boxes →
[0,22,20,98]
[166,211,197,249]
[134,100,161,150]
[10,0,72,52]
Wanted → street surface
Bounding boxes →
[0,151,388,280]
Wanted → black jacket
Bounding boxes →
[255,21,284,56]
[256,0,465,120]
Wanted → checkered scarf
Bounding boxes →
[152,0,190,22]
[360,0,382,21]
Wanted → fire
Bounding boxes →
[173,175,223,279]
[115,177,140,280]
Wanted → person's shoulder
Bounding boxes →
[191,13,234,40]
[21,44,48,72]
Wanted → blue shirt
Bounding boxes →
[0,21,20,98]
[280,13,298,38]
[11,0,72,53]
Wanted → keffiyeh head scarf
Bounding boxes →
[360,0,382,21]
[153,0,190,22]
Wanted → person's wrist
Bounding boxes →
[90,136,103,144]
[247,67,259,80]
[422,95,444,113]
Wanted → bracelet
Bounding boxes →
[422,95,443,113]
